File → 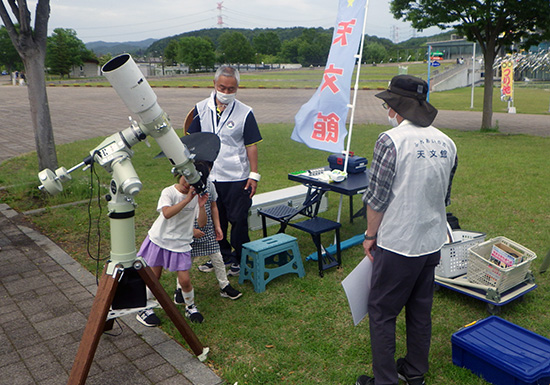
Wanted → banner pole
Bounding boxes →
[337,0,370,228]
[427,45,432,102]
[342,0,369,176]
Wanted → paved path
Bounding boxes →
[0,83,548,384]
[1,85,548,164]
[0,204,222,385]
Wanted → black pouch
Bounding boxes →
[446,212,461,230]
[111,267,147,310]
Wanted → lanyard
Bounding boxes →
[210,102,236,136]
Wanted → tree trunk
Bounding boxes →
[0,0,57,172]
[23,49,58,171]
[481,42,497,129]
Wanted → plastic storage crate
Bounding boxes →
[435,230,486,278]
[467,237,537,293]
[452,316,550,385]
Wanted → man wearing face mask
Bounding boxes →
[187,65,262,277]
[356,75,458,385]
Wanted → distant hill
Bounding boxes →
[85,38,158,56]
[145,27,330,56]
[84,28,456,58]
[144,28,456,56]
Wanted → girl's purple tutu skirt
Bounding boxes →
[137,235,192,272]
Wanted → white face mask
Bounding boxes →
[388,109,399,127]
[216,90,236,105]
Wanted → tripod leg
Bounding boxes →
[68,265,122,385]
[136,263,206,358]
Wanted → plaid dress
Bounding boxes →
[191,184,220,257]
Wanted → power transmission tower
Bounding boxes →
[217,2,225,28]
[391,25,399,43]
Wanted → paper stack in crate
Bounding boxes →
[490,242,524,268]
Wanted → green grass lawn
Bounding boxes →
[1,121,550,384]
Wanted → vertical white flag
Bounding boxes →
[292,0,366,153]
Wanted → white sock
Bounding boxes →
[183,288,195,307]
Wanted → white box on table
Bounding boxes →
[248,185,329,231]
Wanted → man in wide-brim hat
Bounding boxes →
[376,74,438,127]
[356,75,458,385]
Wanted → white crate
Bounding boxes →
[435,230,486,278]
[467,236,537,292]
[248,185,329,231]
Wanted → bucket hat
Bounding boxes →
[375,75,437,127]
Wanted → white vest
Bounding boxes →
[195,92,253,182]
[377,120,457,257]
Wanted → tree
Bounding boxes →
[176,36,215,72]
[278,28,331,66]
[391,0,550,129]
[163,39,179,65]
[46,28,93,78]
[218,31,254,64]
[0,25,23,72]
[253,31,281,56]
[299,28,331,66]
[279,38,300,63]
[363,42,388,64]
[0,0,57,171]
[98,53,112,68]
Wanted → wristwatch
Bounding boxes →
[364,232,377,241]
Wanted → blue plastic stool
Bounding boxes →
[239,233,305,293]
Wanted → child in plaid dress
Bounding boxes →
[188,161,242,300]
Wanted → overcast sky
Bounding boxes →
[20,0,443,43]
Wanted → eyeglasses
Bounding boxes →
[382,102,389,110]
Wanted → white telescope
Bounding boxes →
[101,54,204,193]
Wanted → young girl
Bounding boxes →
[136,170,208,327]
[189,161,242,300]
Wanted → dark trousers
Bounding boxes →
[368,247,440,385]
[214,180,252,265]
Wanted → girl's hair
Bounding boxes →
[193,160,211,186]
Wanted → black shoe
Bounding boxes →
[396,358,425,385]
[185,304,204,323]
[227,263,240,277]
[355,375,375,385]
[220,284,243,300]
[136,309,161,327]
[174,288,184,305]
[198,260,214,273]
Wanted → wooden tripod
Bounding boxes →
[67,259,208,385]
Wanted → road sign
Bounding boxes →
[431,61,441,67]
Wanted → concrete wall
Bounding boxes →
[70,62,100,78]
[432,62,483,92]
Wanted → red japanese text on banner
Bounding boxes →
[501,61,514,101]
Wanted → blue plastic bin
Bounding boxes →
[452,316,550,385]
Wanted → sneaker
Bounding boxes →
[227,263,240,277]
[198,260,214,273]
[174,288,184,305]
[136,309,161,327]
[355,375,375,385]
[185,304,204,323]
[396,358,425,385]
[220,284,243,300]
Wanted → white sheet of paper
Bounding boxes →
[341,256,373,326]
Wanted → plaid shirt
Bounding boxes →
[363,132,457,212]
